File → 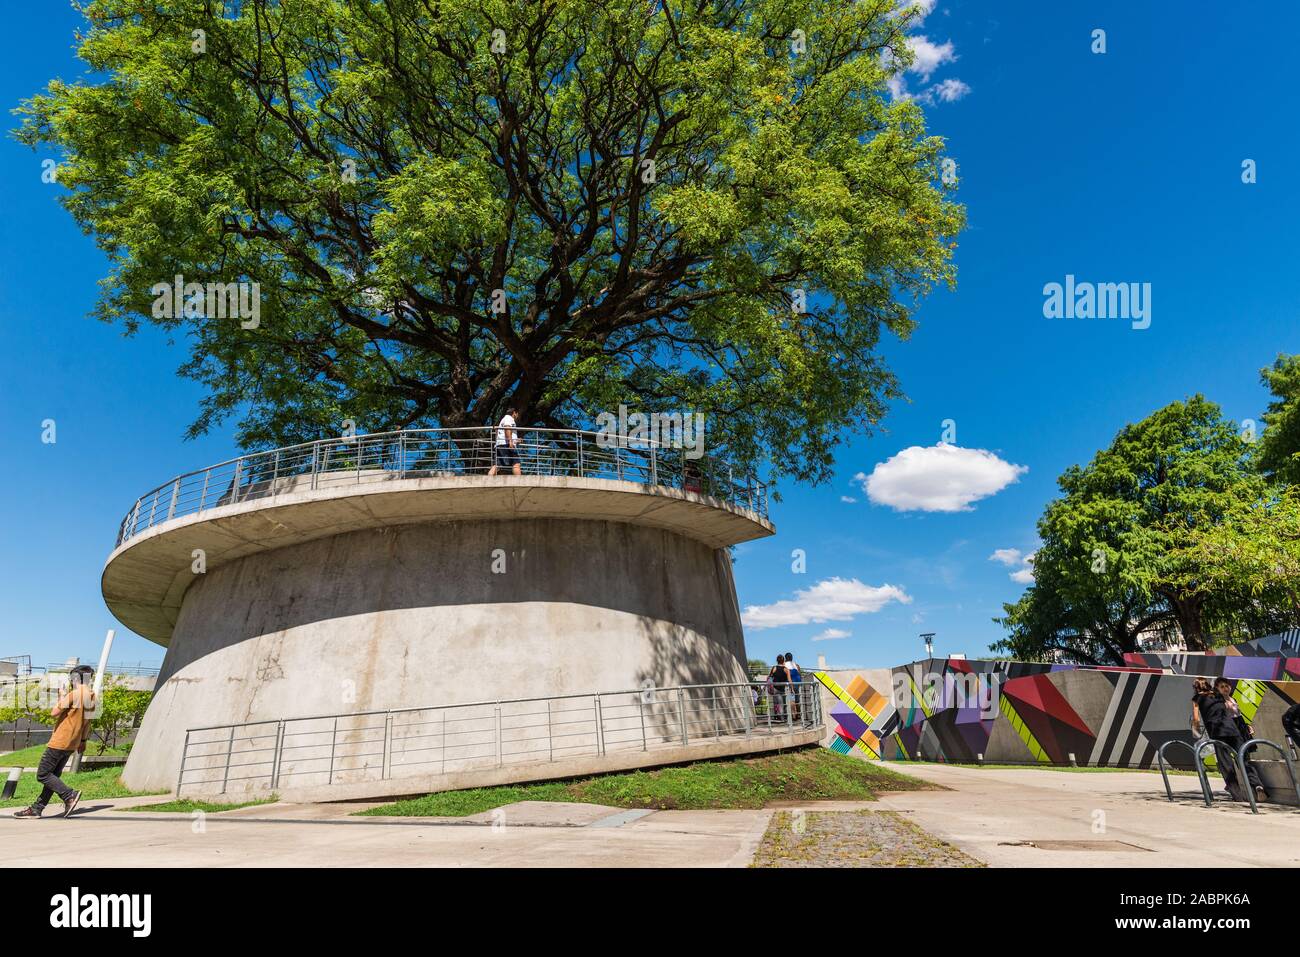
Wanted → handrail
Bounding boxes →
[1236,739,1300,814]
[175,680,823,797]
[1190,738,1237,806]
[115,426,768,546]
[1156,739,1214,806]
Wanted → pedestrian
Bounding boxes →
[487,406,522,477]
[768,655,789,721]
[1191,677,1264,803]
[1282,701,1300,754]
[1215,678,1254,739]
[13,665,95,819]
[785,652,802,720]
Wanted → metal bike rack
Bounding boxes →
[1157,739,1214,806]
[1236,739,1300,815]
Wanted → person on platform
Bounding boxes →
[767,655,789,721]
[487,407,522,477]
[785,652,802,720]
[13,665,95,819]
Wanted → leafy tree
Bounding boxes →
[1255,353,1300,485]
[17,0,962,485]
[87,682,154,755]
[995,396,1269,657]
[1165,485,1300,626]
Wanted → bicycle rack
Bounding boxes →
[1236,739,1300,815]
[1157,739,1214,806]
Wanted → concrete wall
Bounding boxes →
[122,516,751,791]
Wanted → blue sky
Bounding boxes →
[1,2,1297,672]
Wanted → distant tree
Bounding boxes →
[995,396,1271,657]
[87,682,153,755]
[16,0,962,486]
[1255,353,1300,485]
[1165,485,1300,627]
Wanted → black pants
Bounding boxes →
[1214,734,1263,796]
[33,747,76,809]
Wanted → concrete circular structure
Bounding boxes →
[105,429,774,791]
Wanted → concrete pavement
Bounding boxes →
[872,763,1300,867]
[0,797,773,868]
[6,762,1299,867]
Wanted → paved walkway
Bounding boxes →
[0,796,773,868]
[873,763,1300,868]
[5,763,1298,867]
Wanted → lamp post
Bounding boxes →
[920,632,935,660]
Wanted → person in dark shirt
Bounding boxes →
[767,655,789,720]
[1283,701,1300,753]
[1192,677,1264,802]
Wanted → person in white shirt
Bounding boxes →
[488,407,522,476]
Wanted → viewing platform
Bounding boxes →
[103,428,777,794]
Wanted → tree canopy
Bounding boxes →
[1256,352,1300,485]
[18,0,962,484]
[996,387,1300,664]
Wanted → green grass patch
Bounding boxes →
[0,767,165,809]
[0,744,129,768]
[359,747,934,817]
[124,796,277,813]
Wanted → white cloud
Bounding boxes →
[896,0,937,25]
[991,548,1036,583]
[858,444,1027,512]
[741,577,911,630]
[906,36,957,81]
[811,628,851,642]
[840,495,858,503]
[930,77,971,102]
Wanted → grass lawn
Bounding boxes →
[0,767,165,809]
[0,744,129,768]
[124,797,277,813]
[359,746,935,817]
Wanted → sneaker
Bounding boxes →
[12,805,42,819]
[61,790,81,818]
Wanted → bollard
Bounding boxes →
[1,767,20,801]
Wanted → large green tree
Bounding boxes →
[17,0,961,483]
[1255,352,1300,485]
[996,396,1276,660]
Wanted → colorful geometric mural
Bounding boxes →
[874,669,1300,769]
[813,672,892,759]
[816,634,1300,769]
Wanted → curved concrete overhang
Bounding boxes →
[102,474,774,646]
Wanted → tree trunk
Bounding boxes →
[1168,593,1207,650]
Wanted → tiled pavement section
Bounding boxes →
[752,808,983,867]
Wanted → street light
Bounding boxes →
[919,632,935,659]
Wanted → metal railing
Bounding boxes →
[42,661,161,678]
[116,427,768,546]
[1158,737,1300,813]
[176,681,822,797]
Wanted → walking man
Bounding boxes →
[487,406,522,477]
[13,664,95,819]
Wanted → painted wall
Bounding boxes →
[813,656,1300,770]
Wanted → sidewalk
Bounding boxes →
[872,763,1300,867]
[0,796,773,868]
